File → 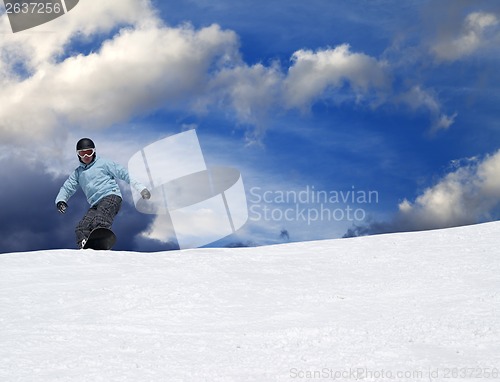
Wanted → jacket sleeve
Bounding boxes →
[55,169,80,205]
[107,160,146,193]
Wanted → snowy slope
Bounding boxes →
[1,223,499,382]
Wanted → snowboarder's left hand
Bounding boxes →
[141,189,151,200]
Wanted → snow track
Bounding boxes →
[1,223,499,381]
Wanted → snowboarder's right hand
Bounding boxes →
[141,189,151,200]
[56,201,68,214]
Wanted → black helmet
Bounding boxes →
[76,138,95,150]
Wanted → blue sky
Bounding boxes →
[1,0,500,252]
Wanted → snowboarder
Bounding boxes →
[55,138,151,248]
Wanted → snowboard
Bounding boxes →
[83,227,116,250]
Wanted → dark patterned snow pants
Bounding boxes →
[75,195,122,247]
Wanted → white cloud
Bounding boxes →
[431,11,500,61]
[203,62,283,124]
[0,0,156,71]
[202,44,454,139]
[0,1,456,146]
[398,85,457,132]
[0,18,239,142]
[283,44,390,109]
[398,150,500,229]
[207,44,454,136]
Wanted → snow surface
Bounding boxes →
[1,222,499,382]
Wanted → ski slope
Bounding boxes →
[1,222,499,381]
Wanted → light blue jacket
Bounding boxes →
[55,156,145,207]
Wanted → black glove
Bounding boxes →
[56,201,68,214]
[141,189,151,200]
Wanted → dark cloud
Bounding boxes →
[0,161,73,253]
[343,216,423,238]
[224,241,255,248]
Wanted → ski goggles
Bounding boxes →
[77,148,95,158]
